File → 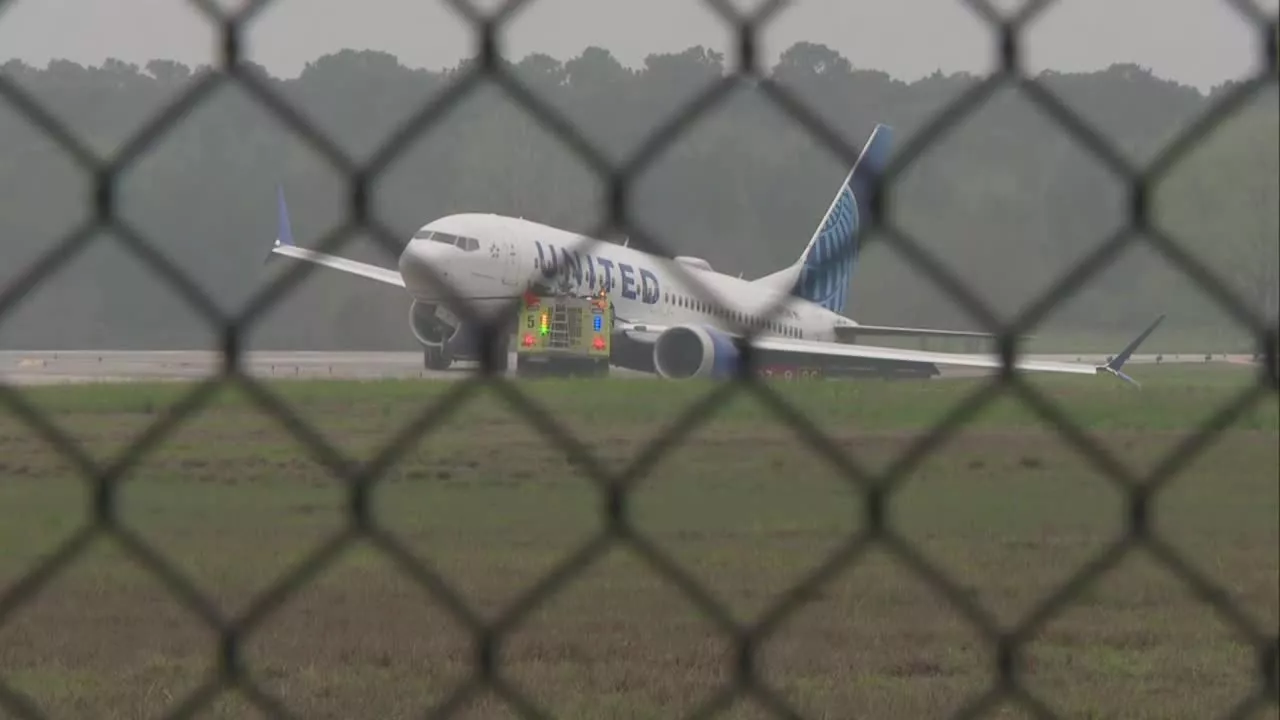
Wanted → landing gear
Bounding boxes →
[423,334,512,373]
[423,345,452,371]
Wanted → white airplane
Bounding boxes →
[266,123,1163,384]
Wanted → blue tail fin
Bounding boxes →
[276,185,295,247]
[264,185,296,264]
[788,123,893,315]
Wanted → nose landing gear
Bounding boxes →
[423,345,453,370]
[421,329,512,373]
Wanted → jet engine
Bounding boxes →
[408,299,461,349]
[409,299,513,371]
[652,324,743,380]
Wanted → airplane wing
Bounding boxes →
[264,186,405,288]
[268,241,405,288]
[617,314,1165,385]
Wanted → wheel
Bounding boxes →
[484,334,511,373]
[514,353,537,378]
[491,347,510,373]
[423,345,452,371]
[592,358,610,378]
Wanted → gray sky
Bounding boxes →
[0,0,1274,91]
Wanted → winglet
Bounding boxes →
[276,185,295,247]
[1098,314,1166,387]
[265,185,295,265]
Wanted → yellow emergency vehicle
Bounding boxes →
[514,287,612,378]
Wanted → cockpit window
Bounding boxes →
[412,230,481,252]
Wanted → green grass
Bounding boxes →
[0,364,1276,719]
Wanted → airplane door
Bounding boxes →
[501,240,522,287]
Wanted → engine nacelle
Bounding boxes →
[652,324,742,380]
[408,300,461,349]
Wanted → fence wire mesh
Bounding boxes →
[0,0,1277,718]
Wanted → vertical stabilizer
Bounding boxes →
[754,123,893,316]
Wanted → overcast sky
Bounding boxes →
[0,0,1274,91]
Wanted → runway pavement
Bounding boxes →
[0,350,467,385]
[0,349,1246,386]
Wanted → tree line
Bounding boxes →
[0,42,1274,352]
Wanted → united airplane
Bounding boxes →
[266,123,1163,383]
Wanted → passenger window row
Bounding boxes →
[415,230,796,337]
[662,292,801,338]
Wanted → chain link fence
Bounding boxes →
[0,0,1277,717]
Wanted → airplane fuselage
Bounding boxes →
[397,212,858,346]
[268,121,1162,383]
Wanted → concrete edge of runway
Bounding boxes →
[0,350,1260,386]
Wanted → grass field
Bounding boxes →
[0,364,1276,719]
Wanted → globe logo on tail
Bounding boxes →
[795,184,859,314]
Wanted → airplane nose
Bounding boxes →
[398,240,455,298]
